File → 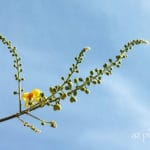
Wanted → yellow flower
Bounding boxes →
[22,89,42,107]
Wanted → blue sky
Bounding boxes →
[0,0,150,149]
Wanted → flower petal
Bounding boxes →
[22,92,30,101]
[32,89,42,101]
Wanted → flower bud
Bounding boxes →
[74,78,78,83]
[49,87,57,94]
[50,121,57,128]
[103,63,107,68]
[53,104,62,111]
[61,93,67,100]
[70,96,77,103]
[61,76,65,80]
[92,80,97,84]
[90,70,94,75]
[78,77,83,82]
[85,89,90,94]
[41,120,46,126]
[108,59,112,62]
[13,91,18,95]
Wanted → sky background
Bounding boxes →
[0,0,150,149]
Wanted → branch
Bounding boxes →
[0,35,149,133]
[0,104,40,122]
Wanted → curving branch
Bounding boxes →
[0,34,148,133]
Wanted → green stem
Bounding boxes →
[0,104,40,122]
[16,59,22,112]
[26,113,42,121]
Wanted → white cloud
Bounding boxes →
[77,73,150,149]
[103,73,150,128]
[78,129,122,149]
